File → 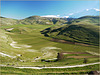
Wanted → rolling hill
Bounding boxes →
[0,16,19,26]
[67,16,100,26]
[41,16,99,46]
[0,16,68,26]
[0,16,99,74]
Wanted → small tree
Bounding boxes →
[83,58,88,64]
[57,53,64,61]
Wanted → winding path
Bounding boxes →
[15,62,100,69]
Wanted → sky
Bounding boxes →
[1,1,99,19]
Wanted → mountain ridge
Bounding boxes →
[0,15,99,26]
[0,16,68,26]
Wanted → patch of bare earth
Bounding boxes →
[67,56,98,58]
[62,52,89,54]
[51,38,91,46]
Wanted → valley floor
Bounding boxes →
[0,24,99,74]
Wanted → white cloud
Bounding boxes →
[41,15,70,18]
[93,8,100,11]
[86,8,100,11]
[41,15,60,18]
[86,9,89,11]
[69,13,74,15]
[57,15,60,17]
[63,16,69,18]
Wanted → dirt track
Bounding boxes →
[62,52,89,54]
[67,56,98,58]
[15,62,100,69]
[51,38,91,46]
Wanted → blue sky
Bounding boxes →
[1,1,99,19]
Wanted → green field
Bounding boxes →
[0,64,99,75]
[0,24,99,74]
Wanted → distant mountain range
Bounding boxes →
[0,9,99,26]
[41,8,99,18]
[0,8,99,26]
[68,8,100,18]
[69,8,100,18]
[0,16,72,26]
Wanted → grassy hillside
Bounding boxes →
[0,17,19,26]
[0,16,99,74]
[41,16,99,46]
[19,16,67,25]
[0,24,99,67]
[1,16,99,26]
[0,16,67,26]
[67,16,100,26]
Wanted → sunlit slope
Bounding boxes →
[0,25,59,65]
[0,24,99,66]
[0,17,18,26]
[0,16,67,26]
[67,16,99,26]
[41,16,99,46]
[19,16,67,25]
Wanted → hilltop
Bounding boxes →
[67,16,100,26]
[0,16,19,26]
[1,15,99,26]
[0,16,68,26]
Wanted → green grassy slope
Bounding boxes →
[0,24,99,67]
[0,64,99,75]
[41,16,99,46]
[19,16,67,25]
[0,16,67,26]
[0,17,19,26]
[67,16,100,26]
